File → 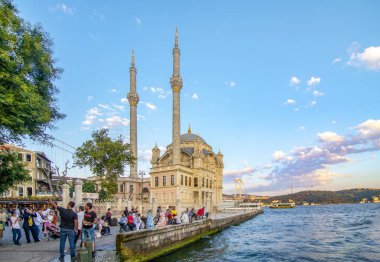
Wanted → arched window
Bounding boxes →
[119,184,124,193]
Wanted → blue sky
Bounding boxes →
[15,0,380,196]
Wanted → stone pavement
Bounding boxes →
[0,226,119,262]
[0,210,262,262]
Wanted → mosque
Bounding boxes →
[116,29,224,212]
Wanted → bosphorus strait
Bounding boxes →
[160,204,380,261]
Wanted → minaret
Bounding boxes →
[170,28,183,165]
[127,49,139,178]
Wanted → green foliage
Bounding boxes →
[74,129,135,198]
[0,0,65,145]
[266,188,380,204]
[69,184,74,198]
[0,149,29,194]
[82,179,96,193]
[98,189,111,201]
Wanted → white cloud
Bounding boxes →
[112,104,125,111]
[87,107,102,116]
[55,3,75,15]
[272,151,287,161]
[81,103,129,130]
[223,167,255,177]
[310,101,317,107]
[256,118,380,193]
[82,115,97,126]
[225,81,236,87]
[290,76,301,85]
[150,87,163,93]
[312,90,324,97]
[356,119,380,139]
[111,88,118,93]
[145,86,171,99]
[137,114,145,120]
[349,46,380,71]
[332,58,341,64]
[87,96,94,101]
[136,17,141,25]
[318,131,344,143]
[120,98,128,103]
[284,99,296,105]
[146,102,157,111]
[102,116,129,128]
[192,93,199,100]
[307,76,321,86]
[98,104,110,109]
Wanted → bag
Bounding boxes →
[28,216,33,227]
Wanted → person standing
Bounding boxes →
[10,212,22,246]
[146,210,154,230]
[123,207,129,217]
[118,214,127,232]
[0,209,7,245]
[21,208,33,243]
[105,208,112,225]
[181,211,189,223]
[49,200,78,262]
[82,203,97,257]
[32,209,42,241]
[25,208,40,242]
[75,206,84,246]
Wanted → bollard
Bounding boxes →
[78,247,89,262]
[84,240,93,261]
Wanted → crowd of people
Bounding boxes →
[0,205,60,245]
[0,203,209,261]
[117,206,209,232]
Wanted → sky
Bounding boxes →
[13,0,380,196]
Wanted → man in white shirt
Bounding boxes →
[75,206,85,246]
[33,209,43,240]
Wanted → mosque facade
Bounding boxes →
[117,29,224,212]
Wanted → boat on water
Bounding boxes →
[269,200,296,209]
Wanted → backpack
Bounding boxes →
[28,216,33,227]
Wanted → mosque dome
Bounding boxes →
[180,133,206,144]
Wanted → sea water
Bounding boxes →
[158,204,380,261]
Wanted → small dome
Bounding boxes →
[180,133,207,144]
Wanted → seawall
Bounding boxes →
[116,209,263,261]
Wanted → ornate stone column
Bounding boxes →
[170,29,183,165]
[128,50,139,178]
[62,183,70,207]
[74,179,83,207]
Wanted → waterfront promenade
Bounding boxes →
[0,226,118,262]
[0,210,261,261]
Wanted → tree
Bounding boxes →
[0,0,65,145]
[0,149,30,195]
[83,180,96,193]
[74,129,135,198]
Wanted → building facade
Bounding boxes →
[0,144,54,198]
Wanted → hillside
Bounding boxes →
[266,188,380,204]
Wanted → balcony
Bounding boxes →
[36,191,53,197]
